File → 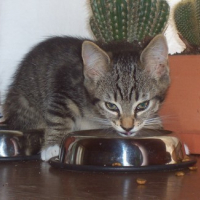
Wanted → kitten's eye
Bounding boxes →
[136,101,149,112]
[105,102,119,112]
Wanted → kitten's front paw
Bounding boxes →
[41,144,60,161]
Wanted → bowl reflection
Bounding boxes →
[0,128,44,159]
[0,130,23,157]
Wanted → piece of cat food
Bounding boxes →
[182,156,190,162]
[175,171,185,176]
[112,162,122,167]
[136,178,147,185]
[189,166,198,171]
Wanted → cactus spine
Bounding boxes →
[89,0,170,44]
[174,0,200,47]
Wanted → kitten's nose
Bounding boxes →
[120,117,134,133]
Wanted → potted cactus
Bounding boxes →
[174,0,200,53]
[89,0,170,47]
[159,0,200,154]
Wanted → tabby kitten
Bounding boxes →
[3,34,170,161]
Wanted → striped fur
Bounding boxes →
[3,34,170,152]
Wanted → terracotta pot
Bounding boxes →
[159,55,200,154]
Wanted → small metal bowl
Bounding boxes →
[49,129,196,172]
[0,126,44,161]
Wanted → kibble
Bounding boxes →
[182,156,190,162]
[175,171,185,176]
[189,166,198,171]
[112,162,122,167]
[136,178,147,185]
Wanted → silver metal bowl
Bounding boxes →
[0,127,44,161]
[49,129,196,172]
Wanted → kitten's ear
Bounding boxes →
[82,41,110,81]
[140,34,169,80]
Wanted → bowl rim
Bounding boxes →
[64,128,173,139]
[49,156,197,172]
[0,130,23,136]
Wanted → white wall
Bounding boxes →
[0,0,183,103]
[0,0,93,102]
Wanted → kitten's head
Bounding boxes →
[82,35,170,136]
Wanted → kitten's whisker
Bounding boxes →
[159,114,180,125]
[143,117,163,130]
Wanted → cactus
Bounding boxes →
[174,0,200,48]
[89,0,170,44]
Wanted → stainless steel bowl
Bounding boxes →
[0,127,44,161]
[49,129,196,172]
[0,130,23,157]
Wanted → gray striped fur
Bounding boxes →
[3,34,170,149]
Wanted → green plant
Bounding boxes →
[89,0,170,45]
[174,0,200,48]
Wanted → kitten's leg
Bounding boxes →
[41,121,75,161]
[41,118,74,161]
[41,97,76,161]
